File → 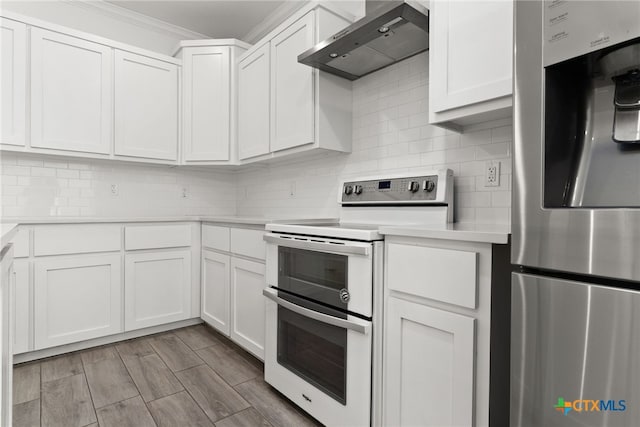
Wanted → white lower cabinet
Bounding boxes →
[383,236,511,427]
[383,297,475,427]
[201,249,230,335]
[1,244,14,427]
[230,257,265,359]
[11,259,29,354]
[201,224,266,360]
[125,249,191,331]
[34,254,122,349]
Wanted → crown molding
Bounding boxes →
[242,0,309,44]
[62,0,209,40]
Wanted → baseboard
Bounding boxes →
[14,318,203,364]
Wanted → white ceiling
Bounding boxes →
[105,0,300,40]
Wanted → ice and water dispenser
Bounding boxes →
[543,1,640,208]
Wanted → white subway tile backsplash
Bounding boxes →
[491,126,513,143]
[3,166,31,176]
[1,153,236,218]
[491,191,512,207]
[31,167,56,177]
[57,169,80,179]
[475,142,510,160]
[461,130,492,147]
[17,158,43,167]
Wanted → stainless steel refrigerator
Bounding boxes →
[511,1,640,426]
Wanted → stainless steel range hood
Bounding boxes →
[298,1,429,80]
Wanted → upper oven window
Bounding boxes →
[278,247,348,310]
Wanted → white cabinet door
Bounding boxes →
[201,249,230,335]
[238,43,270,160]
[230,258,265,360]
[0,252,13,427]
[1,18,26,146]
[384,297,475,427]
[270,11,315,152]
[34,254,122,349]
[125,250,191,331]
[11,260,29,355]
[183,46,230,162]
[429,0,512,113]
[114,51,179,161]
[30,28,112,154]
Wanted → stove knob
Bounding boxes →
[423,180,435,192]
[353,185,363,195]
[408,181,420,193]
[344,185,353,195]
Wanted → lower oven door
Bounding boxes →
[263,287,372,427]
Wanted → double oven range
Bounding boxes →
[262,169,453,426]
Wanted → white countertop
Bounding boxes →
[1,223,19,252]
[1,216,509,244]
[378,222,511,244]
[1,216,337,226]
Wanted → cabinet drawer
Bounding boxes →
[34,225,121,256]
[386,243,478,309]
[125,224,191,250]
[12,227,30,258]
[202,225,230,252]
[230,228,265,260]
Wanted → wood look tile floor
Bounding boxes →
[13,325,321,427]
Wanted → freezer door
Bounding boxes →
[511,272,640,426]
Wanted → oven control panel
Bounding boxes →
[341,170,452,204]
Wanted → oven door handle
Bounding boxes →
[263,288,371,335]
[263,233,370,256]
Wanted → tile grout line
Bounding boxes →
[144,331,217,426]
[79,371,99,426]
[114,342,159,427]
[169,328,254,425]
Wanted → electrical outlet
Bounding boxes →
[110,184,118,196]
[182,187,189,198]
[485,161,500,187]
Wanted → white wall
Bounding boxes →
[0,153,236,218]
[1,0,205,55]
[235,52,512,224]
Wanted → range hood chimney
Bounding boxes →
[298,1,429,80]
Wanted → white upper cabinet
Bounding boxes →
[1,18,26,147]
[429,0,513,128]
[181,46,230,162]
[238,43,271,160]
[114,50,179,161]
[270,11,315,152]
[30,27,113,154]
[237,4,353,163]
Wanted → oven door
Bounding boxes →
[264,233,373,317]
[263,287,372,427]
